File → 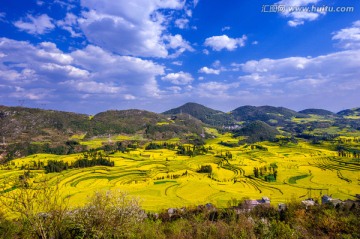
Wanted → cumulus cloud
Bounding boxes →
[78,0,192,58]
[238,50,360,94]
[63,80,121,94]
[161,71,194,85]
[70,45,165,96]
[276,0,325,27]
[204,35,247,51]
[196,81,239,98]
[163,34,194,58]
[198,66,220,75]
[332,20,360,49]
[14,14,55,34]
[0,38,165,103]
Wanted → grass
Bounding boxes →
[1,134,360,211]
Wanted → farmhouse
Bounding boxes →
[321,195,342,206]
[243,197,271,210]
[301,198,315,208]
[278,203,286,211]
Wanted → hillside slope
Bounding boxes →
[163,102,234,126]
[230,105,308,125]
[299,108,335,116]
[0,106,205,145]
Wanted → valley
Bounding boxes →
[1,103,360,211]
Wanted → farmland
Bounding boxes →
[1,132,359,212]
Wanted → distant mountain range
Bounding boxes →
[162,102,358,125]
[1,103,359,147]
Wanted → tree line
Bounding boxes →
[45,151,114,173]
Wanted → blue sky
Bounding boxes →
[0,0,360,114]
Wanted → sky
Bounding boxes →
[0,0,360,114]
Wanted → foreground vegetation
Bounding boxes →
[0,186,359,239]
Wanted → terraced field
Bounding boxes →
[1,135,359,211]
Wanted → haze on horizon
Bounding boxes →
[0,0,360,114]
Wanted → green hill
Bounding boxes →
[233,120,280,143]
[91,109,204,139]
[337,108,360,117]
[0,106,204,144]
[299,109,335,116]
[230,105,308,125]
[0,105,90,143]
[163,102,234,126]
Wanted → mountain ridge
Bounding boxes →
[1,103,359,144]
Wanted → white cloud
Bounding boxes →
[175,18,189,29]
[78,0,192,58]
[212,60,221,68]
[63,80,121,94]
[54,0,77,10]
[14,14,55,35]
[185,9,192,17]
[198,66,220,75]
[56,13,82,37]
[203,49,209,55]
[276,0,325,27]
[196,81,238,98]
[124,94,136,100]
[161,71,194,85]
[41,63,89,78]
[0,38,165,100]
[198,81,231,91]
[172,61,183,66]
[167,86,182,93]
[204,35,247,51]
[221,26,230,31]
[238,50,360,94]
[10,87,52,100]
[332,20,360,49]
[70,45,165,96]
[163,34,194,58]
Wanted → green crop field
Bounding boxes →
[1,134,359,212]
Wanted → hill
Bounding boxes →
[233,120,279,143]
[0,105,90,143]
[298,108,335,116]
[0,106,205,145]
[162,102,234,126]
[337,108,360,117]
[230,105,308,125]
[91,109,204,139]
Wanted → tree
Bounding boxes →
[0,176,69,239]
[72,190,146,238]
[253,167,259,178]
